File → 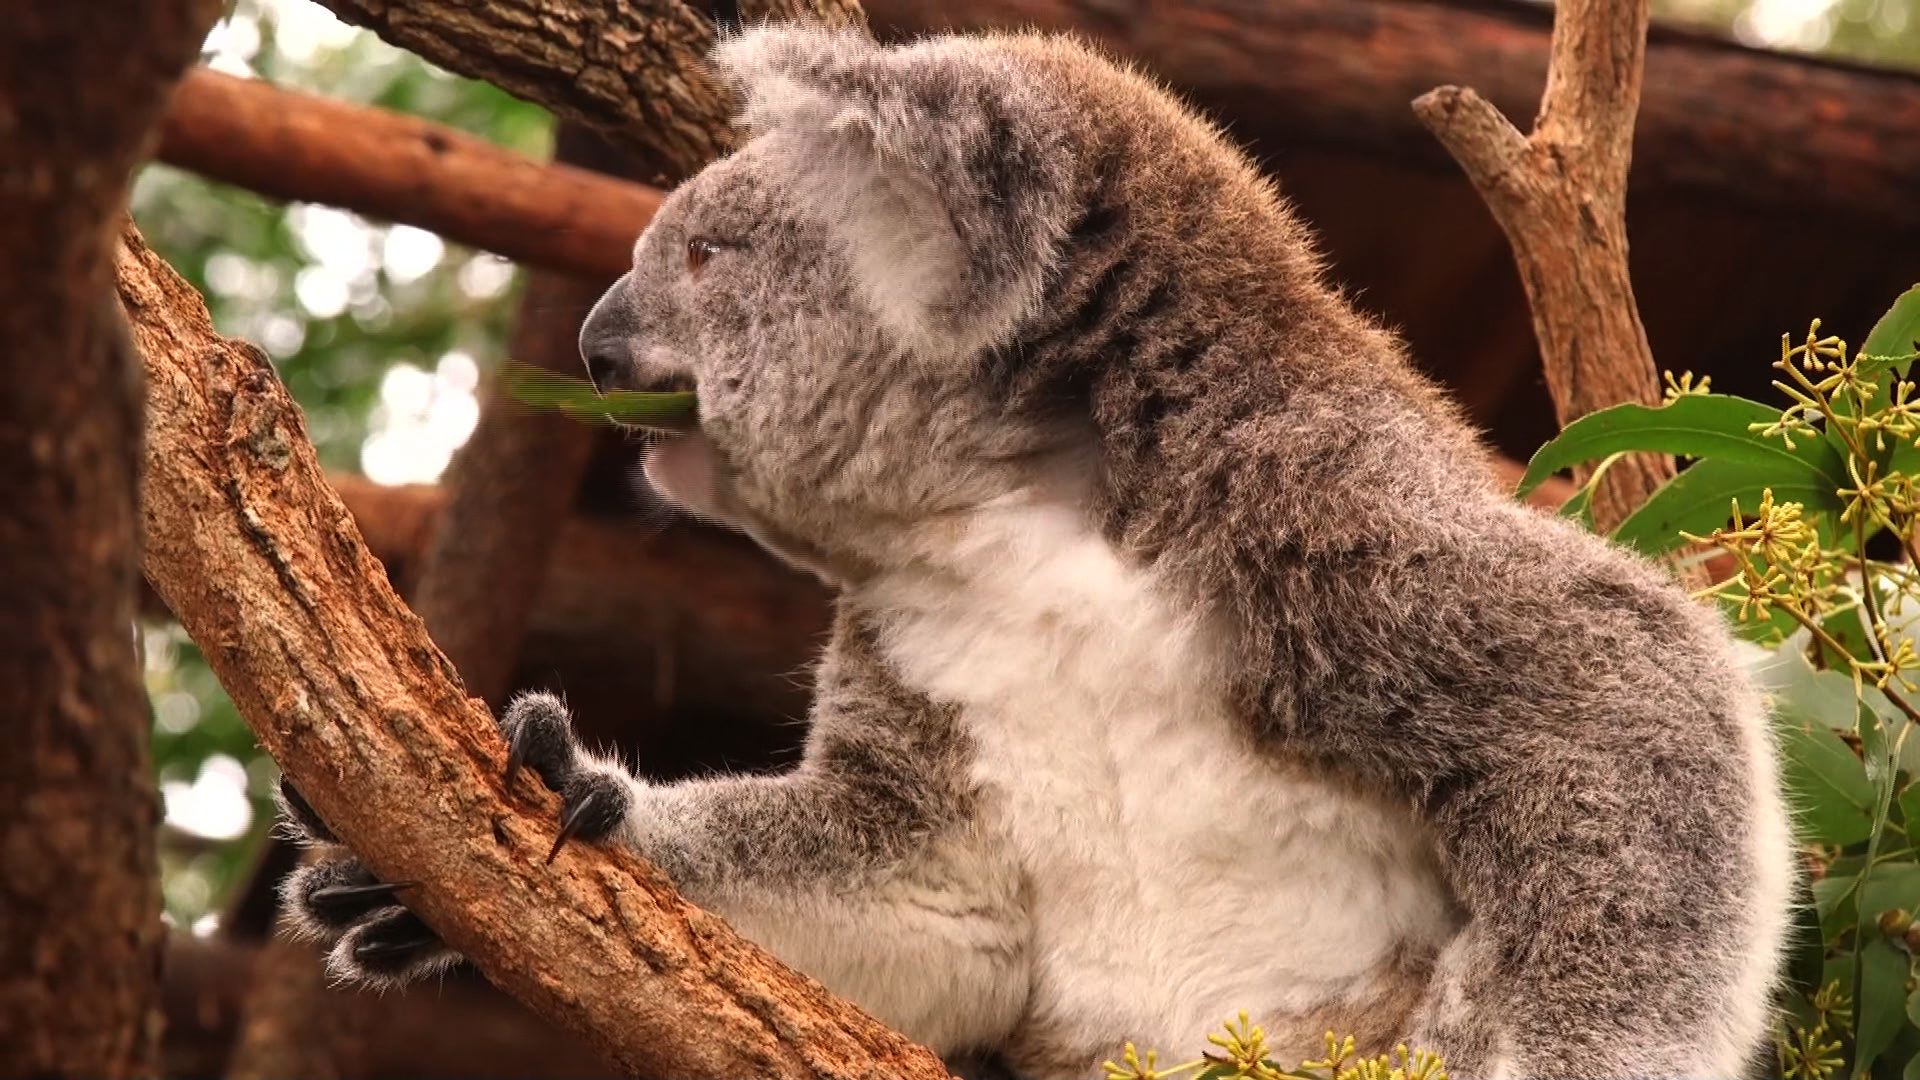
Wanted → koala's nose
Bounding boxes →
[580,337,634,396]
[579,273,639,395]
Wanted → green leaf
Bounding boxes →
[1555,477,1596,529]
[1816,873,1862,940]
[1900,782,1920,839]
[1904,1042,1920,1080]
[1824,607,1881,669]
[1607,457,1842,557]
[1869,287,1920,480]
[1758,649,1868,731]
[501,361,698,428]
[1906,985,1920,1032]
[1859,864,1920,929]
[1515,394,1847,499]
[1853,705,1904,1079]
[1776,716,1877,846]
[1864,286,1920,371]
[1856,936,1910,1075]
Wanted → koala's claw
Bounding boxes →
[267,693,630,990]
[336,907,457,986]
[306,878,414,918]
[501,691,633,861]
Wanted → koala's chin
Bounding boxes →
[641,429,732,524]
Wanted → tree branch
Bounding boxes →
[310,0,866,179]
[158,68,659,280]
[873,0,1920,230]
[1413,0,1669,532]
[120,220,952,1080]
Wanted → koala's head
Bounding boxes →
[577,27,1301,581]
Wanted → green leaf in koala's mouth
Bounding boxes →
[502,360,699,431]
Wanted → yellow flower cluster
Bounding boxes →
[1101,1016,1445,1080]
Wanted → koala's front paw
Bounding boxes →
[499,691,634,862]
[276,778,458,988]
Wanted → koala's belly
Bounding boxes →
[962,693,1460,1079]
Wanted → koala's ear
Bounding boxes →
[714,26,1075,355]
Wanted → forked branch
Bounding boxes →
[1413,0,1670,532]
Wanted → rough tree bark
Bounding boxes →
[0,2,222,1076]
[312,0,867,180]
[158,69,660,281]
[1413,0,1670,532]
[227,126,634,1080]
[119,219,953,1079]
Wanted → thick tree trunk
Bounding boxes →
[119,220,952,1079]
[0,2,221,1076]
[158,69,659,281]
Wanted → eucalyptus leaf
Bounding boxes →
[1515,394,1847,499]
[1758,647,1871,732]
[1816,873,1862,941]
[1864,286,1920,372]
[1607,458,1841,557]
[1859,864,1920,928]
[1776,717,1877,847]
[1857,936,1910,1075]
[1848,285,1920,476]
[502,361,698,428]
[1901,783,1920,838]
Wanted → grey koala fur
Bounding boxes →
[288,25,1793,1080]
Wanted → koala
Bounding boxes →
[281,25,1795,1080]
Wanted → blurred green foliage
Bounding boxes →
[1658,0,1920,68]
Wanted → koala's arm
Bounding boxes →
[1257,514,1787,1078]
[571,610,1028,1053]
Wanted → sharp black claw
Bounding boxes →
[309,880,416,906]
[353,933,441,961]
[547,792,599,864]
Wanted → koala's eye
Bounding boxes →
[685,236,725,277]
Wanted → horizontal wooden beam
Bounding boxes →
[871,0,1920,229]
[157,68,659,280]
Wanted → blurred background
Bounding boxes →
[132,0,1919,1072]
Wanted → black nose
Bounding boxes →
[579,273,639,395]
[582,343,630,395]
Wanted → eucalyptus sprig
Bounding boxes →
[1101,1016,1446,1080]
[1516,286,1920,1079]
[501,359,698,429]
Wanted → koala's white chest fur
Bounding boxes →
[867,499,1460,1070]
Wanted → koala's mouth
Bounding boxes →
[610,372,700,435]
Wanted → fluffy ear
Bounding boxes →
[714,26,1075,355]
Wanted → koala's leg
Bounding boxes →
[1394,728,1783,1080]
[498,617,1031,1055]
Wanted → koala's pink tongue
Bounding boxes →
[642,429,727,519]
